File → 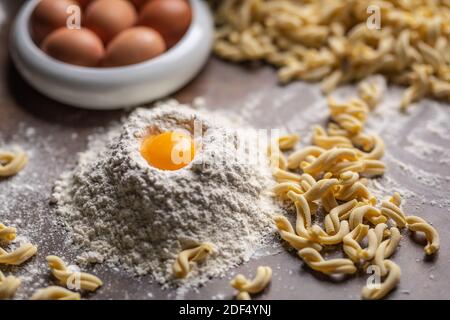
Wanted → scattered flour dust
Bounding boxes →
[51,99,283,288]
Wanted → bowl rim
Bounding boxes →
[14,0,203,78]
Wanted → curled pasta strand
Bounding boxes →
[324,199,358,235]
[358,79,383,109]
[272,167,302,183]
[301,148,358,176]
[274,216,322,251]
[268,143,287,170]
[373,227,401,276]
[348,205,386,230]
[361,260,401,300]
[360,223,388,261]
[381,200,407,228]
[287,146,325,169]
[173,243,216,278]
[321,189,338,212]
[310,220,350,245]
[286,191,311,238]
[236,291,251,300]
[31,286,81,300]
[278,133,300,150]
[0,243,37,265]
[357,135,385,160]
[312,126,353,149]
[47,256,103,292]
[0,271,21,300]
[302,178,339,202]
[272,182,304,198]
[336,171,370,201]
[330,159,386,176]
[298,247,357,275]
[343,224,370,262]
[0,149,28,177]
[0,223,17,244]
[231,266,272,294]
[406,216,440,255]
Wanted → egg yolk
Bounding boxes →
[140,131,195,171]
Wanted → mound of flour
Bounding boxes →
[51,100,281,286]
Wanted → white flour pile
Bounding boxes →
[51,100,281,286]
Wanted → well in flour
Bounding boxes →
[51,100,283,287]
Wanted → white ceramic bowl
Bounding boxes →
[10,0,213,110]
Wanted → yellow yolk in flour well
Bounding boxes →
[140,131,195,171]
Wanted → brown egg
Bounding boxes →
[85,0,138,44]
[139,0,192,48]
[41,28,105,67]
[102,27,166,67]
[30,0,79,44]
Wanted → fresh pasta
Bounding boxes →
[298,247,357,275]
[0,243,37,265]
[231,266,272,294]
[274,215,322,251]
[46,256,103,292]
[381,195,407,228]
[31,286,81,300]
[0,223,17,244]
[406,216,440,255]
[213,0,450,108]
[259,53,441,299]
[361,260,401,300]
[0,149,28,177]
[236,291,251,300]
[173,243,215,278]
[0,271,21,300]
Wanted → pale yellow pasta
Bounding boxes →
[300,148,358,176]
[349,132,376,152]
[0,149,28,177]
[336,171,370,202]
[381,194,407,228]
[31,286,81,300]
[272,182,303,198]
[236,291,251,300]
[268,143,287,170]
[286,191,311,238]
[274,216,322,251]
[278,133,300,150]
[173,243,215,278]
[359,223,388,261]
[358,79,383,109]
[373,228,401,276]
[287,146,325,169]
[213,0,450,108]
[0,271,21,300]
[46,256,103,292]
[361,260,401,300]
[298,247,357,275]
[348,205,387,230]
[302,178,339,202]
[309,221,349,245]
[358,135,385,161]
[231,266,272,294]
[0,223,17,244]
[343,224,370,262]
[312,126,353,149]
[272,167,302,183]
[0,243,37,265]
[329,159,386,176]
[324,199,358,235]
[406,216,440,255]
